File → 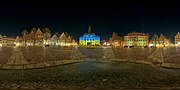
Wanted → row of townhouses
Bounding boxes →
[79,26,176,48]
[106,32,173,48]
[0,26,180,48]
[0,28,77,47]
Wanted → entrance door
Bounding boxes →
[87,42,92,46]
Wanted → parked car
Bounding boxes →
[144,46,148,48]
[129,46,135,48]
[45,45,50,47]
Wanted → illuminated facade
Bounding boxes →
[0,34,16,46]
[149,34,171,47]
[59,32,67,46]
[175,32,180,46]
[35,28,43,46]
[124,32,148,47]
[108,32,123,47]
[1,28,78,47]
[0,34,2,46]
[158,34,171,47]
[20,28,77,47]
[79,26,100,46]
[2,35,7,46]
[51,34,59,46]
[49,32,77,46]
[43,32,51,45]
[14,36,22,46]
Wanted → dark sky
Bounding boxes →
[0,2,179,42]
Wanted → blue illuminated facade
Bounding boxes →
[79,26,100,46]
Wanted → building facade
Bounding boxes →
[79,26,100,46]
[124,32,148,47]
[0,34,2,46]
[21,28,77,47]
[0,35,16,46]
[35,28,43,46]
[108,32,123,47]
[175,32,180,46]
[59,32,67,46]
[14,36,22,46]
[149,34,171,47]
[158,34,171,47]
[43,32,51,45]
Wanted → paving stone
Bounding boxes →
[161,63,171,67]
[70,47,84,60]
[103,47,115,59]
[1,64,13,69]
[148,48,163,63]
[6,47,30,65]
[44,61,55,66]
[136,60,144,63]
[54,61,63,65]
[25,64,35,69]
[143,61,152,65]
[62,60,71,64]
[12,65,24,69]
[43,62,52,67]
[34,63,45,68]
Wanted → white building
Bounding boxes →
[175,32,180,46]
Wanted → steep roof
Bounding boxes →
[125,32,148,36]
[59,32,67,39]
[175,32,180,37]
[51,34,58,40]
[159,34,169,40]
[35,28,43,36]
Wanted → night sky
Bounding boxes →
[0,2,179,42]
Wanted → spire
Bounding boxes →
[88,25,92,33]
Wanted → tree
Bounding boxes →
[22,30,28,46]
[55,32,60,37]
[55,32,60,44]
[64,32,69,37]
[42,28,51,45]
[152,34,158,48]
[30,27,37,46]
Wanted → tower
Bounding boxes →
[88,25,92,33]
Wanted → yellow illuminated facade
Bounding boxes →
[150,34,171,47]
[124,32,148,47]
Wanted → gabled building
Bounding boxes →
[14,36,22,46]
[59,32,67,46]
[51,34,59,46]
[35,28,43,46]
[149,34,171,47]
[79,26,100,46]
[158,34,171,47]
[175,32,180,46]
[108,32,123,47]
[26,29,36,46]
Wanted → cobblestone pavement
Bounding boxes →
[0,46,179,64]
[0,61,179,89]
[163,47,180,63]
[6,47,29,65]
